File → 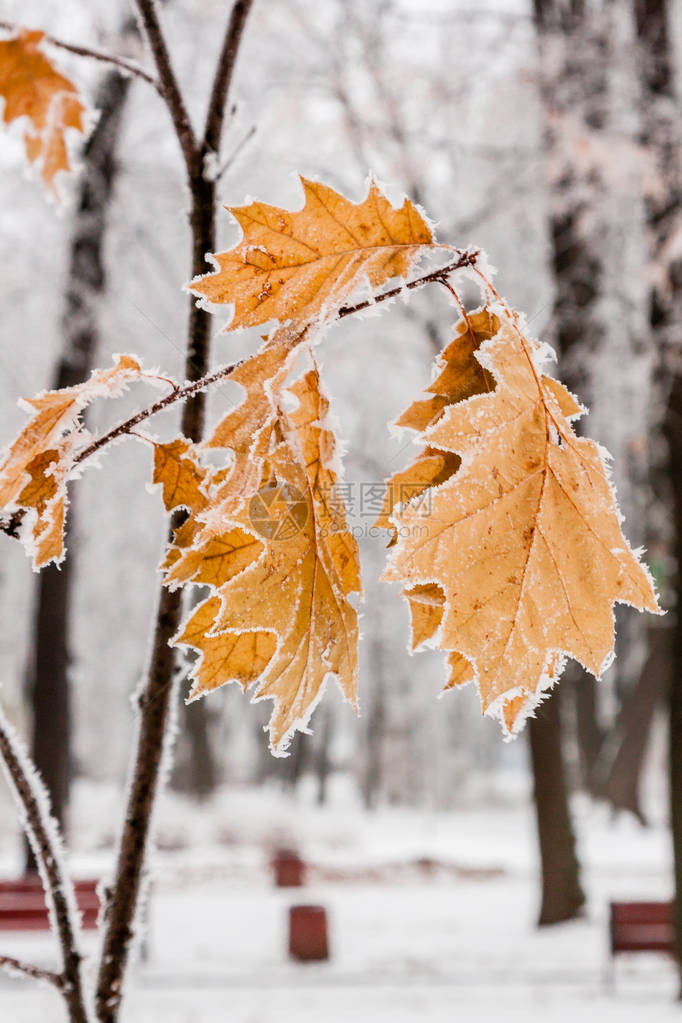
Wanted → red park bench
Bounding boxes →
[0,876,99,931]
[608,900,674,985]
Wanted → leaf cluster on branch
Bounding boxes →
[0,169,660,751]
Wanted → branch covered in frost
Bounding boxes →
[0,708,89,1022]
[0,250,480,543]
[0,954,61,987]
[132,0,198,170]
[0,20,160,90]
[202,0,254,159]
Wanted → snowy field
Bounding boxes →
[0,782,678,1022]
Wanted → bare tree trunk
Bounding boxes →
[599,624,669,823]
[25,68,132,872]
[528,689,586,925]
[171,644,219,798]
[362,634,386,811]
[533,0,613,789]
[315,704,333,806]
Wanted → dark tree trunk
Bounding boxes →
[314,704,333,806]
[570,664,605,792]
[24,70,132,872]
[362,635,386,811]
[533,0,616,792]
[528,689,586,925]
[599,624,669,823]
[171,690,219,798]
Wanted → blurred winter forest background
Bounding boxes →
[0,0,681,1018]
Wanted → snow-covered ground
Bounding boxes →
[0,780,678,1021]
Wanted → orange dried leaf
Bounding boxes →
[190,178,434,331]
[0,29,87,195]
[404,583,445,650]
[173,370,361,755]
[0,355,145,567]
[153,438,208,514]
[385,307,660,734]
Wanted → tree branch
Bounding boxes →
[93,7,257,1017]
[0,955,61,988]
[0,708,88,1022]
[132,0,198,170]
[0,250,480,543]
[0,20,159,90]
[336,250,477,318]
[74,362,242,467]
[202,0,255,158]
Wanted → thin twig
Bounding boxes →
[337,249,478,318]
[132,0,198,170]
[74,362,242,467]
[202,0,255,158]
[0,709,88,1022]
[215,123,256,182]
[0,955,61,988]
[0,20,159,91]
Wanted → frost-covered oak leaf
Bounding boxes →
[152,438,263,589]
[190,178,434,330]
[173,370,360,755]
[0,29,87,196]
[375,308,499,539]
[0,355,144,568]
[384,307,660,734]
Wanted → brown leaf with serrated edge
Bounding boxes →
[152,438,264,589]
[199,328,306,523]
[153,438,208,514]
[375,310,501,539]
[445,650,476,690]
[285,368,361,596]
[0,29,87,195]
[173,369,360,755]
[404,583,445,650]
[374,450,460,535]
[17,448,66,568]
[190,177,434,331]
[0,355,145,568]
[385,306,660,735]
[176,597,277,691]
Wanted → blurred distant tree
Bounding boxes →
[533,0,662,825]
[529,689,585,924]
[25,62,133,871]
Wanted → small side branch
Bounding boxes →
[337,249,477,319]
[0,955,61,988]
[202,0,255,158]
[0,708,88,1022]
[132,0,198,170]
[74,361,242,466]
[0,20,159,90]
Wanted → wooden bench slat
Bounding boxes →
[609,900,675,957]
[0,879,101,932]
